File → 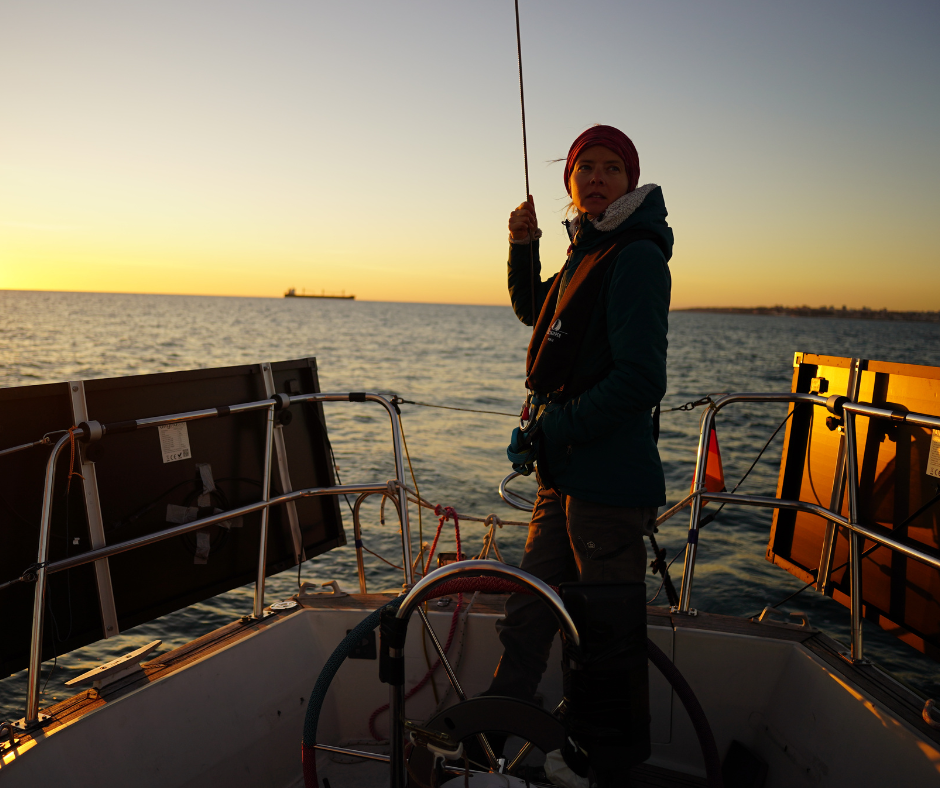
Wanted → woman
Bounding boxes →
[490,124,673,708]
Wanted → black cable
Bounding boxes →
[697,404,802,529]
[109,477,200,533]
[325,434,355,516]
[648,532,679,607]
[62,481,75,642]
[648,544,689,605]
[109,475,261,535]
[760,578,816,614]
[756,483,940,615]
[177,484,232,559]
[0,487,34,528]
[215,476,264,487]
[41,585,61,696]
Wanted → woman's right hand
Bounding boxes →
[508,195,539,241]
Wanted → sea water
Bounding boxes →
[2,289,939,720]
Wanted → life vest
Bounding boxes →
[525,227,666,398]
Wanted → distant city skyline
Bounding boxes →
[2,1,938,310]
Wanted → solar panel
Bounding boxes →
[0,359,344,678]
[768,354,940,660]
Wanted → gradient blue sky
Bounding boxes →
[1,0,938,308]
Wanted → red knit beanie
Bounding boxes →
[563,125,640,196]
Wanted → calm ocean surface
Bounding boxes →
[1,289,939,720]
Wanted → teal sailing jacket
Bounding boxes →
[507,185,673,507]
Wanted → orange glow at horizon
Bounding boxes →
[2,2,938,312]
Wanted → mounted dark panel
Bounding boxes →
[0,359,344,677]
[767,353,940,660]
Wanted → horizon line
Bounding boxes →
[1,288,934,314]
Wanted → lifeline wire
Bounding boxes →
[514,0,536,326]
[391,397,517,418]
[390,395,711,419]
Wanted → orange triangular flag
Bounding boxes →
[692,425,726,498]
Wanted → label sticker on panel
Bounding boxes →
[927,430,940,479]
[158,423,192,464]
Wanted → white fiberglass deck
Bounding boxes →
[2,594,938,787]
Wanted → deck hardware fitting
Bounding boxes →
[752,607,813,630]
[11,713,51,731]
[838,650,871,667]
[923,699,940,729]
[295,580,348,599]
[65,640,162,691]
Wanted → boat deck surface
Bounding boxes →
[14,592,940,749]
[7,591,938,785]
[319,757,707,787]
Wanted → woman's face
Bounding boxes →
[569,145,629,217]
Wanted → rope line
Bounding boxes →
[399,416,424,570]
[360,543,403,572]
[66,427,85,492]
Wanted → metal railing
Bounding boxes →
[11,391,414,726]
[673,392,940,664]
[498,471,535,511]
[14,384,940,728]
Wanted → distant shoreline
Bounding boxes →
[678,306,940,324]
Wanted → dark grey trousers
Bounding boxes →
[488,484,656,702]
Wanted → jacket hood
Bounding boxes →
[571,184,673,262]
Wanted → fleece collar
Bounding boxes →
[591,183,658,232]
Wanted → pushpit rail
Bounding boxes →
[671,391,940,665]
[9,391,415,727]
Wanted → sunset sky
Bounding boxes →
[1,1,938,309]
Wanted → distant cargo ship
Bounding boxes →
[284,288,354,300]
